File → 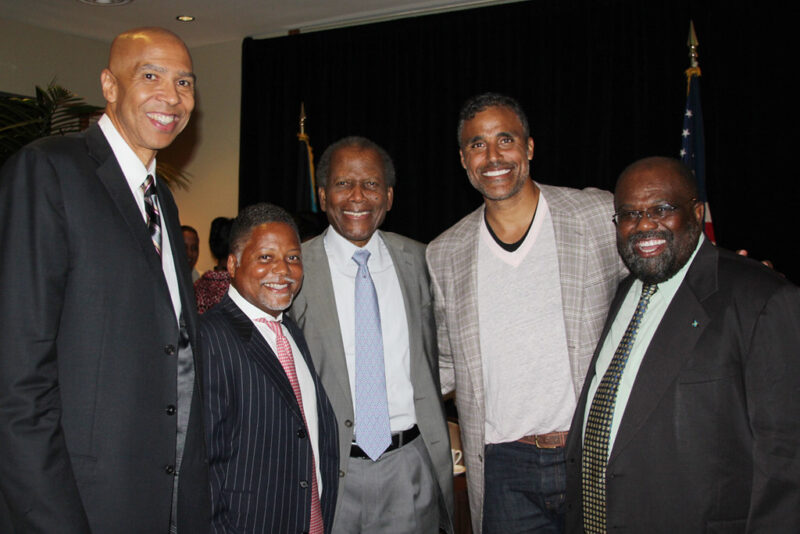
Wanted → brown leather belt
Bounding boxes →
[350,425,420,459]
[517,431,568,448]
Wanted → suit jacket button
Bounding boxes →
[300,480,308,488]
[339,470,345,478]
[166,405,176,416]
[165,465,175,475]
[164,344,176,355]
[344,419,353,427]
[297,429,306,439]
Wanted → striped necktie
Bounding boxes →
[582,283,658,533]
[141,174,162,256]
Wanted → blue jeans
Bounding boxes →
[482,441,566,534]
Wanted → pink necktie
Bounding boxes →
[258,318,324,534]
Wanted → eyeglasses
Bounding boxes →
[612,198,697,225]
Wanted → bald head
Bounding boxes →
[616,156,697,204]
[108,28,192,74]
[101,27,195,167]
[614,156,704,284]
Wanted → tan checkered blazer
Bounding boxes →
[426,183,627,532]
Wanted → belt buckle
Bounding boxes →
[533,433,558,449]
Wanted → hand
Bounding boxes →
[736,249,776,270]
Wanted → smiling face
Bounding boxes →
[228,222,303,318]
[318,145,394,247]
[459,105,534,202]
[101,28,195,167]
[615,160,704,284]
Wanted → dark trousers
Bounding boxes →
[483,441,566,534]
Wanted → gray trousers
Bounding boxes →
[332,435,441,534]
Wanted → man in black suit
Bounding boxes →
[0,28,209,533]
[565,157,800,533]
[201,203,339,534]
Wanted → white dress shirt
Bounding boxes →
[98,114,182,324]
[228,285,323,495]
[323,226,417,435]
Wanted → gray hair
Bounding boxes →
[316,136,396,189]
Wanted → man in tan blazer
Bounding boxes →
[427,93,627,533]
[290,136,453,533]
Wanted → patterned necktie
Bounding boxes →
[141,174,162,256]
[582,283,658,533]
[259,319,324,534]
[352,249,392,461]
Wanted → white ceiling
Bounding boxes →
[0,0,517,48]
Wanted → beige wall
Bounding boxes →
[0,17,241,274]
[167,39,241,273]
[0,18,106,104]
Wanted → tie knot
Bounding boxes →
[141,174,156,198]
[352,248,371,267]
[641,283,658,298]
[255,317,282,333]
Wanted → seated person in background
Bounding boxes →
[195,216,233,314]
[182,225,201,282]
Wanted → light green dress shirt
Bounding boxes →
[582,235,705,454]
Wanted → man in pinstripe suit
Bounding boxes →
[200,203,339,534]
[426,93,628,533]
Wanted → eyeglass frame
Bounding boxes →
[612,198,698,225]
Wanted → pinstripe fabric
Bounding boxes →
[426,183,627,533]
[201,295,339,534]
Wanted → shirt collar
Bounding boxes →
[323,225,391,273]
[98,113,157,190]
[228,285,283,323]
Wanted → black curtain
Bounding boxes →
[240,0,798,282]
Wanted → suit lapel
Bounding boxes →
[86,125,171,300]
[220,297,305,421]
[609,241,717,462]
[452,209,486,418]
[540,184,588,395]
[298,233,354,412]
[382,232,431,394]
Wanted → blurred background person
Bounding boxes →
[182,225,201,282]
[195,216,233,314]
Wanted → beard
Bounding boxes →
[618,224,701,284]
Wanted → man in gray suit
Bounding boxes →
[426,93,627,533]
[290,136,453,533]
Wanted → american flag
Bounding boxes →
[680,66,715,243]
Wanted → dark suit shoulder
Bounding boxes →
[198,300,247,342]
[713,246,798,305]
[14,128,97,166]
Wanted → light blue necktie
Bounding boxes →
[352,248,391,461]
